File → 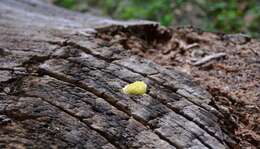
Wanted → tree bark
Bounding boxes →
[0,0,237,148]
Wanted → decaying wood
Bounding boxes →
[0,0,237,148]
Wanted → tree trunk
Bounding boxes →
[0,0,237,148]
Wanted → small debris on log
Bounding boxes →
[192,52,226,66]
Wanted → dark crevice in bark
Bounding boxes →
[96,24,172,43]
[154,131,182,149]
[63,40,117,63]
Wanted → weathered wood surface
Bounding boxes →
[0,0,236,148]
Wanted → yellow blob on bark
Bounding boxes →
[122,81,147,95]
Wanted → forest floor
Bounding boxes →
[97,26,260,148]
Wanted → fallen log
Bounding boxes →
[0,0,237,148]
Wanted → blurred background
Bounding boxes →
[51,0,260,38]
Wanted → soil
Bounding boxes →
[97,26,260,148]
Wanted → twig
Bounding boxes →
[184,43,199,50]
[192,52,226,66]
[249,48,259,56]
